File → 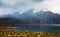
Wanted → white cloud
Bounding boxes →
[0,0,36,15]
[0,8,16,15]
[1,0,16,7]
[0,0,60,15]
[34,0,60,14]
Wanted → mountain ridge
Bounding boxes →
[0,9,60,24]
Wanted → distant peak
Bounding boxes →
[43,9,48,11]
[23,9,35,13]
[14,12,20,14]
[41,8,50,12]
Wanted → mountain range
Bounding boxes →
[0,9,60,24]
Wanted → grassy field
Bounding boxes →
[0,28,60,37]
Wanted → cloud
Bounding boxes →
[0,7,18,15]
[0,0,37,15]
[33,0,60,14]
[0,0,60,15]
[1,0,36,8]
[32,0,44,2]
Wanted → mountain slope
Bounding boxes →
[0,9,60,24]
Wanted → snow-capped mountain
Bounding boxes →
[0,9,60,24]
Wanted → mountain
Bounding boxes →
[21,9,34,19]
[34,10,54,24]
[33,9,60,24]
[20,9,35,24]
[21,9,60,24]
[0,9,60,24]
[2,12,21,19]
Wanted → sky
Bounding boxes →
[0,0,60,15]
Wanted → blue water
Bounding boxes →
[15,24,60,32]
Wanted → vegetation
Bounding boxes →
[0,28,60,37]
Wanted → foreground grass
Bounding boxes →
[0,29,60,37]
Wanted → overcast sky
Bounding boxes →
[0,0,60,15]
